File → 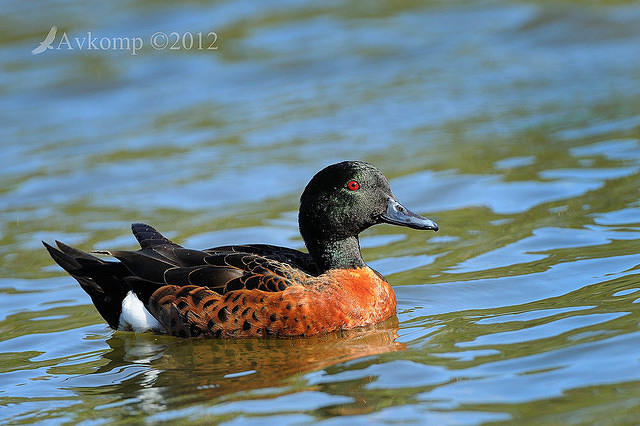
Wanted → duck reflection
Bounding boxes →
[93,317,404,410]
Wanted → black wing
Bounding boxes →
[204,244,318,275]
[106,224,313,302]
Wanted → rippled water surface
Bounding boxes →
[2,0,640,424]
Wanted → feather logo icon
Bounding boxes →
[32,26,57,55]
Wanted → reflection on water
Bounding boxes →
[24,320,402,421]
[107,319,400,396]
[2,0,640,424]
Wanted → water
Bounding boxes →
[2,0,640,423]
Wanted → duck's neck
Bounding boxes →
[305,235,366,273]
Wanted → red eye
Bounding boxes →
[347,180,360,191]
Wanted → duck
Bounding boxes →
[43,161,438,338]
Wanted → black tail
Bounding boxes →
[43,241,131,329]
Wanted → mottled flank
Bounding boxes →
[147,267,396,337]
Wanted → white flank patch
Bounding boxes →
[118,291,164,333]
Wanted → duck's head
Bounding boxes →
[299,161,438,271]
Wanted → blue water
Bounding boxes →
[2,1,640,424]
